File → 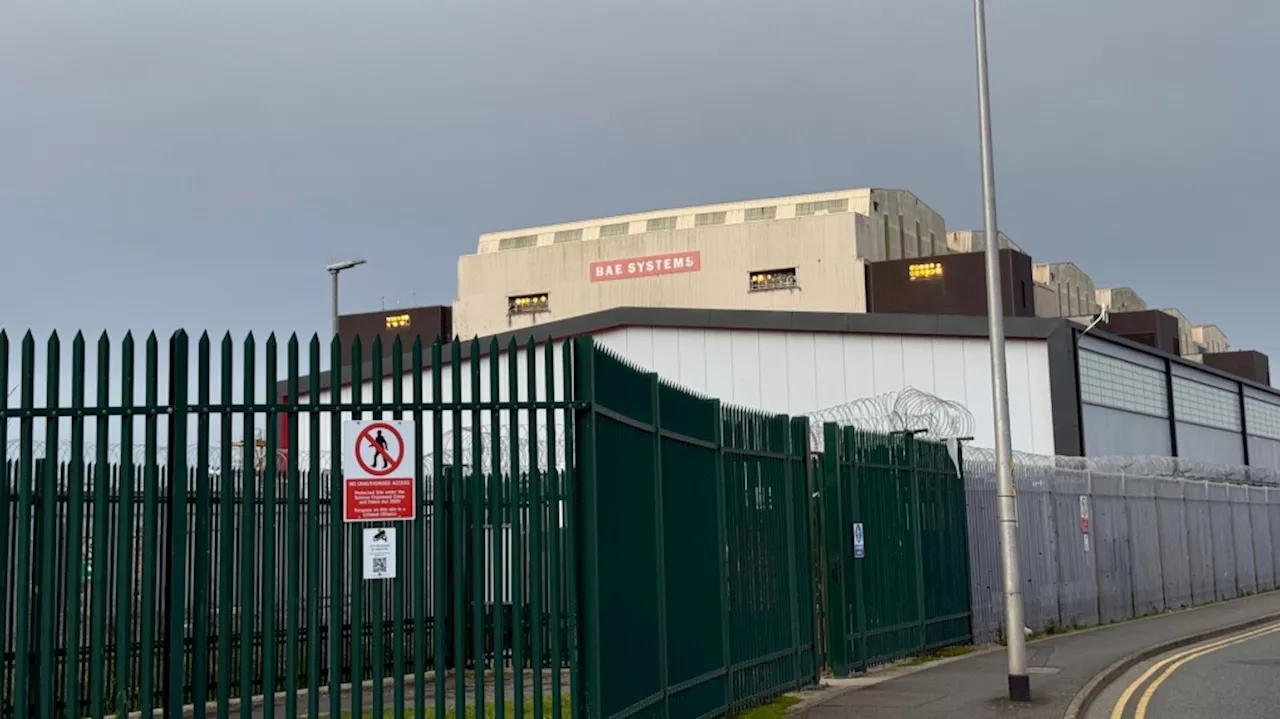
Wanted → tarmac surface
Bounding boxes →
[1086,620,1280,719]
[796,590,1280,719]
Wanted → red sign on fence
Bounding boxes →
[342,420,416,522]
[589,251,702,282]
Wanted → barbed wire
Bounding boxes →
[960,447,1280,487]
[806,386,976,451]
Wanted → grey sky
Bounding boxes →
[2,0,1278,365]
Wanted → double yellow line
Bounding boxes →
[1109,620,1280,719]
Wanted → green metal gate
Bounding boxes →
[574,339,818,719]
[0,330,578,718]
[819,424,972,677]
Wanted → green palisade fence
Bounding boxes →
[574,338,818,719]
[820,424,973,677]
[0,330,578,719]
[2,327,983,718]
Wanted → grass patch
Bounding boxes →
[907,645,973,665]
[732,695,802,719]
[338,696,571,718]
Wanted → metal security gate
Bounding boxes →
[0,330,578,718]
[820,424,972,677]
[573,339,818,719]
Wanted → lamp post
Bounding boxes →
[326,259,367,336]
[972,0,1030,702]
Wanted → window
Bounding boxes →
[795,199,849,216]
[554,229,583,244]
[915,221,923,257]
[695,211,727,227]
[908,262,944,280]
[1246,398,1280,440]
[898,214,906,259]
[744,206,777,222]
[646,216,677,232]
[749,268,797,291]
[385,314,411,329]
[1020,281,1028,309]
[1079,350,1169,417]
[929,231,937,255]
[498,235,537,251]
[599,222,630,238]
[508,293,549,315]
[1172,377,1241,431]
[882,215,892,260]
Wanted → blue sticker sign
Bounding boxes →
[853,523,865,559]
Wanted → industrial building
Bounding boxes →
[454,188,947,338]
[453,187,1231,363]
[303,184,1271,470]
[292,307,1280,470]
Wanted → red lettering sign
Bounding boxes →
[589,251,702,282]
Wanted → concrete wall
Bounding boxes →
[474,187,946,260]
[944,230,1023,254]
[1033,262,1099,317]
[1095,287,1147,313]
[455,212,871,338]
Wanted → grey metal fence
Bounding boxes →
[964,451,1280,644]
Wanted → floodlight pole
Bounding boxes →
[973,0,1030,702]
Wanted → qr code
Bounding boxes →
[372,557,387,574]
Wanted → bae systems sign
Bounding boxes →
[589,251,702,282]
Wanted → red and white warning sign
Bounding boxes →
[342,420,416,522]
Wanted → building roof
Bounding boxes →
[283,306,1277,404]
[477,187,934,246]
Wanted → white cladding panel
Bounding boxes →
[295,327,1056,459]
[593,327,1056,454]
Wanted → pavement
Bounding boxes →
[1086,619,1280,719]
[793,590,1280,719]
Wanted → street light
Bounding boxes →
[972,0,1030,703]
[327,259,367,335]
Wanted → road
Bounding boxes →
[1088,620,1280,719]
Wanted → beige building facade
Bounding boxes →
[1033,262,1099,318]
[945,230,1024,254]
[455,188,945,338]
[1096,287,1147,313]
[1192,325,1229,354]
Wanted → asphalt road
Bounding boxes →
[1089,620,1280,719]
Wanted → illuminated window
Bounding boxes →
[508,293,549,315]
[646,216,677,232]
[907,262,944,281]
[744,206,777,222]
[498,234,538,250]
[749,268,797,292]
[385,314,411,329]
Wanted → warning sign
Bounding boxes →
[343,420,416,522]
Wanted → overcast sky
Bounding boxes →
[2,0,1277,368]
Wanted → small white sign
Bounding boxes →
[853,523,865,559]
[1079,495,1090,520]
[363,527,397,580]
[1083,534,1091,554]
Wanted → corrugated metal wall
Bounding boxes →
[965,454,1280,644]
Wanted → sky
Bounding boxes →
[1,0,1278,384]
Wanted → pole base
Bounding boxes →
[1008,674,1031,702]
